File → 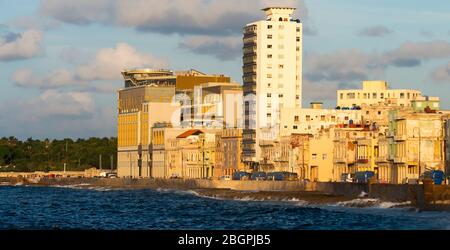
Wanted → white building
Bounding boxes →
[337,81,434,108]
[242,7,303,168]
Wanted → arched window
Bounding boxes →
[279,17,283,21]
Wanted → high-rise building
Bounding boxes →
[117,69,233,178]
[242,7,303,168]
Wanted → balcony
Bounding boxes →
[375,156,388,163]
[394,134,407,141]
[357,158,369,164]
[394,157,407,163]
[334,157,347,163]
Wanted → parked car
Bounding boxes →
[420,170,445,185]
[232,171,251,180]
[266,172,298,181]
[340,173,354,183]
[220,175,232,181]
[170,173,181,179]
[250,172,267,181]
[354,171,375,183]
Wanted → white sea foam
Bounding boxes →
[14,182,23,186]
[334,198,411,209]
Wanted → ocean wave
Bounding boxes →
[156,188,200,197]
[334,198,411,209]
[51,184,116,192]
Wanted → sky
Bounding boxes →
[0,0,450,140]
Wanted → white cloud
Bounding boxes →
[40,0,312,36]
[12,43,168,90]
[12,68,79,89]
[383,40,450,67]
[357,25,393,37]
[40,0,113,25]
[36,90,94,118]
[179,35,242,61]
[431,62,450,82]
[0,30,43,61]
[76,43,168,81]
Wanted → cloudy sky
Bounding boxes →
[1,0,450,139]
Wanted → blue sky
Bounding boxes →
[1,0,450,139]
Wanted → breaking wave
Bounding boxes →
[333,198,411,209]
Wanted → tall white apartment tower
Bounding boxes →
[242,7,303,169]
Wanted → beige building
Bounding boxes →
[279,103,362,136]
[180,82,243,129]
[242,7,303,168]
[390,111,446,184]
[214,128,245,178]
[337,81,436,108]
[117,69,232,178]
[259,130,335,182]
[333,127,380,181]
[177,129,217,179]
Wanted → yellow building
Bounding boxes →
[177,129,217,179]
[390,111,446,184]
[337,80,437,108]
[117,68,232,178]
[180,82,243,129]
[214,128,245,178]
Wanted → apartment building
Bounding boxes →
[337,81,437,108]
[214,128,245,178]
[117,69,232,178]
[242,7,303,168]
[390,111,446,184]
[279,102,362,136]
[180,82,243,129]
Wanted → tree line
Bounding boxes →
[0,137,117,172]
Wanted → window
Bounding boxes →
[378,111,382,115]
[268,25,272,29]
[296,37,300,42]
[312,154,317,160]
[293,125,298,129]
[296,47,300,51]
[321,115,325,121]
[267,44,272,49]
[267,74,272,78]
[267,54,272,58]
[279,64,284,69]
[278,44,284,49]
[373,93,377,99]
[306,115,311,121]
[296,27,300,32]
[296,95,300,100]
[279,25,284,30]
[400,93,405,99]
[267,34,273,39]
[267,113,272,118]
[278,54,284,59]
[340,93,344,99]
[279,94,284,98]
[294,116,299,122]
[267,93,272,98]
[322,154,327,160]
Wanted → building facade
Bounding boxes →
[337,81,436,108]
[242,7,303,168]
